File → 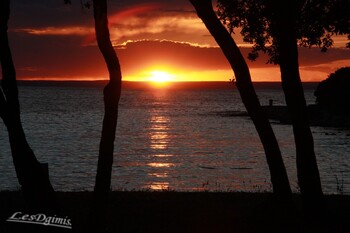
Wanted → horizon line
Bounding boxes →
[17,79,320,83]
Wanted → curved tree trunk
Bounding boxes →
[88,0,122,231]
[189,0,292,199]
[0,0,58,213]
[270,0,323,212]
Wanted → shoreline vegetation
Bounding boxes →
[1,191,350,233]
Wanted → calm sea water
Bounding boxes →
[0,81,349,194]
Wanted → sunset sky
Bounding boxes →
[7,0,350,82]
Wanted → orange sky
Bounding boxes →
[7,1,350,83]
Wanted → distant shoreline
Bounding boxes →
[17,80,319,90]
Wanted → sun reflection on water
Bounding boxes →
[150,133,169,149]
[146,106,175,190]
[147,182,170,190]
[149,172,169,178]
[149,115,170,150]
[147,162,174,168]
[153,154,173,158]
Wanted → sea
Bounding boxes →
[0,81,349,194]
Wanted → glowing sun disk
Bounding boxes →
[148,70,173,82]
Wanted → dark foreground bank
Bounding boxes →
[1,191,350,233]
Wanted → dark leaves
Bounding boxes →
[217,0,350,64]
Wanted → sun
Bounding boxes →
[148,70,174,83]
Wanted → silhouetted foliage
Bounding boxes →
[229,76,236,86]
[217,0,350,63]
[315,67,350,115]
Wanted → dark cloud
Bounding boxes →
[117,40,230,72]
[298,47,350,66]
[9,0,192,29]
[117,40,350,72]
[9,32,107,79]
[106,0,192,10]
[8,30,350,80]
[9,1,92,28]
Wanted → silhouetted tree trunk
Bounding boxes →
[269,0,324,211]
[189,0,292,199]
[88,0,122,231]
[0,0,58,213]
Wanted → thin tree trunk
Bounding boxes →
[270,1,323,211]
[89,0,122,231]
[0,0,58,213]
[189,0,292,199]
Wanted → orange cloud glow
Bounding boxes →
[10,1,349,83]
[83,4,162,45]
[108,4,161,23]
